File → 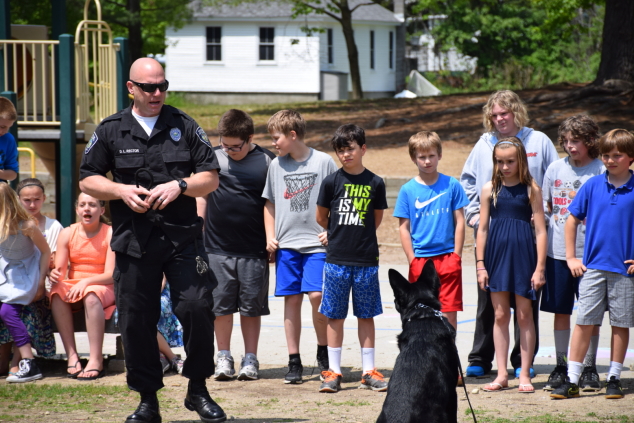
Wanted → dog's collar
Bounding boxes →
[405,303,444,322]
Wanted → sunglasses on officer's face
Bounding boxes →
[130,80,169,93]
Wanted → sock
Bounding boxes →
[361,348,375,373]
[607,361,623,380]
[567,361,584,385]
[583,335,599,368]
[554,329,570,367]
[219,349,231,358]
[289,353,300,362]
[328,347,342,374]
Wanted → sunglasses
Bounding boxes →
[130,80,169,93]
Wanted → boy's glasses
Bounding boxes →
[130,80,169,93]
[219,138,246,152]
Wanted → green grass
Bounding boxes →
[0,384,130,414]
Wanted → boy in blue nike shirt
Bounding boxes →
[394,131,468,332]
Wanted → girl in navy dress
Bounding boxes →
[476,137,547,393]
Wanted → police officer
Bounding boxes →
[80,58,226,423]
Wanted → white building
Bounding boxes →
[165,0,404,104]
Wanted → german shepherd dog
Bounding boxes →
[377,262,458,423]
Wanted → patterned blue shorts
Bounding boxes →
[319,263,382,319]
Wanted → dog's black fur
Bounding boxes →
[377,261,458,423]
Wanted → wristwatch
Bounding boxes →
[176,178,187,194]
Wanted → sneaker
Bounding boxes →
[171,355,184,375]
[214,351,236,381]
[543,365,567,391]
[159,353,171,374]
[579,366,602,392]
[284,357,303,384]
[605,376,624,399]
[238,353,259,381]
[359,369,388,392]
[317,347,329,381]
[319,370,342,393]
[466,364,485,377]
[6,359,43,383]
[550,377,580,399]
[514,367,536,378]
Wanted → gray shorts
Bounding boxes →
[576,268,634,328]
[208,253,270,317]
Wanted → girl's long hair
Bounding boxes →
[491,137,534,206]
[0,183,34,243]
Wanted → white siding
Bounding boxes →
[166,19,397,95]
[166,22,321,93]
[318,23,396,93]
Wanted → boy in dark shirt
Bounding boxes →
[316,124,388,393]
[197,109,275,381]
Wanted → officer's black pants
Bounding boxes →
[467,225,540,372]
[114,227,216,393]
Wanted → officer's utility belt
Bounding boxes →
[134,168,208,275]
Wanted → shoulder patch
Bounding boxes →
[85,132,98,154]
[196,126,212,149]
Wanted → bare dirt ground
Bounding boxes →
[8,84,634,422]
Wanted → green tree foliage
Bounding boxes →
[413,0,603,88]
[10,0,192,59]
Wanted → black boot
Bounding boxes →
[184,379,227,423]
[126,392,161,423]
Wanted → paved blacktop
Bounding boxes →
[64,264,634,375]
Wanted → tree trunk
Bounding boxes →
[339,2,363,99]
[127,0,143,61]
[594,0,634,85]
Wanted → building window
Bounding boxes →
[327,28,333,64]
[259,27,275,61]
[206,27,222,61]
[389,31,394,69]
[370,30,375,69]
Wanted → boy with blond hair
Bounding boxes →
[394,131,468,331]
[262,110,337,384]
[316,124,388,393]
[0,97,19,182]
[551,129,634,400]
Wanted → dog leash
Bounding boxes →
[415,304,478,423]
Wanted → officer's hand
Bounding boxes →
[118,185,151,213]
[148,180,181,210]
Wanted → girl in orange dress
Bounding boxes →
[49,193,115,380]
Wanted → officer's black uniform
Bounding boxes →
[79,105,219,394]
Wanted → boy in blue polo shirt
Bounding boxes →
[0,97,19,182]
[551,129,634,400]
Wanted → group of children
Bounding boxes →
[0,91,633,402]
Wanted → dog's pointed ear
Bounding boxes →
[417,259,441,298]
[388,268,411,296]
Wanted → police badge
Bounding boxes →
[170,127,181,142]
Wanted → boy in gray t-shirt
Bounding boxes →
[262,110,337,384]
[540,115,605,392]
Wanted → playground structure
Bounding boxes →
[0,0,129,226]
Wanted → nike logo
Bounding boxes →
[415,192,446,209]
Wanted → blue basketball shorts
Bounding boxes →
[274,249,325,296]
[319,263,382,319]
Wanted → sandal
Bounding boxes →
[77,368,105,381]
[482,382,510,392]
[67,360,82,379]
[518,383,535,393]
